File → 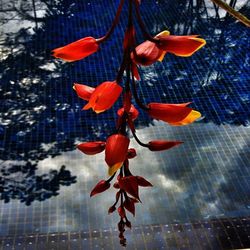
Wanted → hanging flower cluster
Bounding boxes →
[53,0,205,246]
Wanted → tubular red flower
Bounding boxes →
[90,180,110,197]
[77,141,106,155]
[131,30,206,66]
[52,37,99,62]
[83,81,122,113]
[74,83,95,101]
[148,102,201,125]
[148,140,183,151]
[105,134,130,176]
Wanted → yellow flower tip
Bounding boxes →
[156,30,170,37]
[169,110,202,126]
[93,109,105,114]
[108,162,123,176]
[73,85,76,91]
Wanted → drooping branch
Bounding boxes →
[210,0,250,27]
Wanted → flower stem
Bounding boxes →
[133,0,159,43]
[130,127,149,148]
[131,71,149,111]
[97,0,125,43]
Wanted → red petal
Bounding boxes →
[136,176,153,187]
[83,81,122,113]
[77,141,106,155]
[148,140,183,151]
[157,35,206,57]
[123,198,135,216]
[131,41,163,66]
[148,102,192,123]
[117,105,139,121]
[119,176,140,200]
[105,134,130,167]
[74,83,95,101]
[52,37,99,62]
[90,180,110,197]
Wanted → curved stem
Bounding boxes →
[96,0,125,43]
[107,172,116,183]
[133,0,160,43]
[131,71,149,111]
[130,127,149,148]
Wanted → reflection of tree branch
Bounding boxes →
[210,0,250,27]
[13,7,46,22]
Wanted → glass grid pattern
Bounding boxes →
[0,0,249,249]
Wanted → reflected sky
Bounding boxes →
[1,121,249,236]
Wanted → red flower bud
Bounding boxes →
[119,176,140,201]
[108,205,116,214]
[113,182,120,189]
[90,180,110,197]
[136,176,153,187]
[118,220,125,231]
[118,206,126,218]
[148,140,183,151]
[77,141,106,155]
[127,148,137,159]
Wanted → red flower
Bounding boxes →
[77,141,106,155]
[148,102,201,125]
[82,81,122,113]
[105,134,130,176]
[131,30,206,66]
[74,83,95,101]
[52,37,99,62]
[90,180,110,197]
[119,176,140,201]
[135,176,153,187]
[148,140,183,151]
